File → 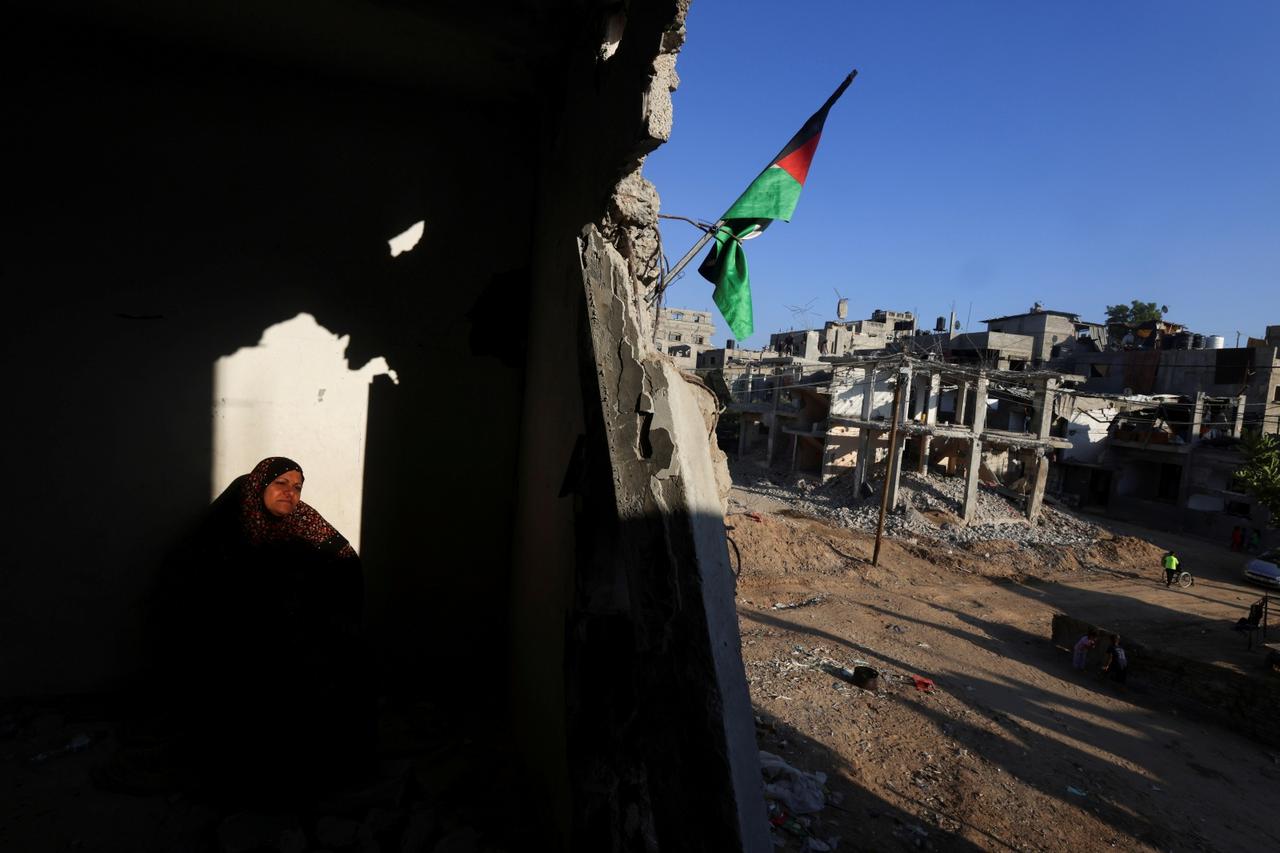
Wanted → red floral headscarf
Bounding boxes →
[237,457,356,559]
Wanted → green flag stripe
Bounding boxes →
[722,166,804,223]
[702,223,756,340]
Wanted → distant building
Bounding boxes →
[1072,338,1280,427]
[768,308,917,360]
[981,306,1107,365]
[655,307,715,369]
[696,346,767,370]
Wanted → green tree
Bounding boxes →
[1104,300,1164,327]
[1236,432,1280,523]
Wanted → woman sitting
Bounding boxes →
[176,457,372,802]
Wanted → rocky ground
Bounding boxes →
[729,468,1280,852]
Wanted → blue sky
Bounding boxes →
[645,0,1280,347]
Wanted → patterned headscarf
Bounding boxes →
[237,457,356,558]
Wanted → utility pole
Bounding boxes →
[872,378,904,567]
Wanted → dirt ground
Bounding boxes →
[731,490,1280,852]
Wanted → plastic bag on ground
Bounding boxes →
[759,750,827,815]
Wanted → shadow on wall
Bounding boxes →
[2,21,531,703]
[212,312,398,550]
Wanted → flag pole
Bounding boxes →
[659,219,723,291]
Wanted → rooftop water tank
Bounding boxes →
[1207,334,1225,349]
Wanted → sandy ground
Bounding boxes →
[732,496,1280,852]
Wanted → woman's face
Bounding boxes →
[262,470,303,518]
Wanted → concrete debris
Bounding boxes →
[772,594,827,610]
[733,466,1100,549]
[610,170,660,228]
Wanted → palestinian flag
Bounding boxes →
[699,71,856,340]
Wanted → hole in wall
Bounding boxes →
[388,220,425,257]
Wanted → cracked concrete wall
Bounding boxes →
[511,0,767,848]
[575,226,763,851]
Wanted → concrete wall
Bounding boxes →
[10,4,771,848]
[211,313,396,549]
[4,19,536,696]
[987,313,1076,362]
[1075,347,1280,434]
[657,306,715,367]
[769,329,822,359]
[696,347,765,369]
[829,365,896,420]
[821,424,860,479]
[1061,406,1119,464]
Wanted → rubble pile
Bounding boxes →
[730,464,1100,548]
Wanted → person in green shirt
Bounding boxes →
[1163,551,1180,587]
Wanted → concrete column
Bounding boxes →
[1026,452,1050,521]
[961,373,990,524]
[917,372,941,475]
[737,414,751,458]
[790,433,798,472]
[971,374,989,435]
[1190,392,1205,444]
[854,367,876,489]
[886,368,911,510]
[912,375,928,422]
[956,380,969,426]
[1233,394,1246,437]
[962,438,983,523]
[900,367,914,423]
[766,376,780,465]
[1032,377,1059,440]
[926,371,941,425]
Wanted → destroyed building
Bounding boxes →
[761,308,917,360]
[4,2,771,850]
[697,344,767,369]
[654,305,716,369]
[728,356,1072,523]
[907,307,1109,370]
[1055,325,1280,540]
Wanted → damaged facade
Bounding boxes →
[654,305,716,369]
[705,299,1276,545]
[727,356,1071,523]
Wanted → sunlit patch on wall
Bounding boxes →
[388,220,425,257]
[212,313,398,549]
